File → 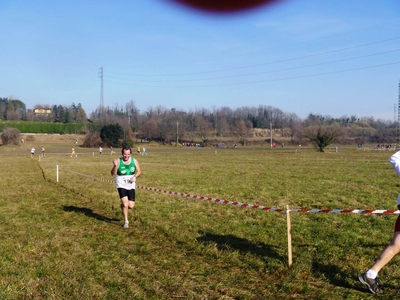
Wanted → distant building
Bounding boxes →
[34,107,51,115]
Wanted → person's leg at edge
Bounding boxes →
[361,213,400,287]
[362,154,400,290]
[368,231,400,277]
[367,212,400,279]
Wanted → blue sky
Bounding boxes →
[1,0,400,120]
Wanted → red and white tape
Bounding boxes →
[62,168,400,214]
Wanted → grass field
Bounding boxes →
[1,137,399,299]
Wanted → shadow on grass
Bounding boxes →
[197,231,282,261]
[62,205,119,223]
[310,261,400,294]
[311,261,357,290]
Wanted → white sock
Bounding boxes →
[366,269,377,279]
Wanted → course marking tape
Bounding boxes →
[62,168,400,214]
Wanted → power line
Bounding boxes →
[106,60,400,88]
[105,48,400,83]
[107,36,400,78]
[107,18,400,74]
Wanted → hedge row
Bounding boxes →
[0,121,92,134]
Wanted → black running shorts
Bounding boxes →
[117,188,135,202]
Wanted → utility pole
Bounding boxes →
[270,121,273,149]
[176,122,179,146]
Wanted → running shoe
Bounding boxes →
[123,221,129,229]
[358,272,382,294]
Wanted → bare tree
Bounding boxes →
[184,111,197,143]
[1,127,21,145]
[214,107,232,138]
[195,115,212,143]
[304,124,343,152]
[235,119,253,146]
[6,110,20,121]
[82,132,102,147]
[140,117,158,142]
[2,99,25,120]
[153,107,175,143]
[304,113,324,126]
[125,100,139,129]
[74,103,87,123]
[287,113,302,143]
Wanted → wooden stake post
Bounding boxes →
[287,205,293,267]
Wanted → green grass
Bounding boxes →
[0,141,399,299]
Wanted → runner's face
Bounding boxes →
[122,150,131,161]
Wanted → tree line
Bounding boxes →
[1,97,398,151]
[0,97,87,123]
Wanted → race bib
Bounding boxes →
[116,175,136,190]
